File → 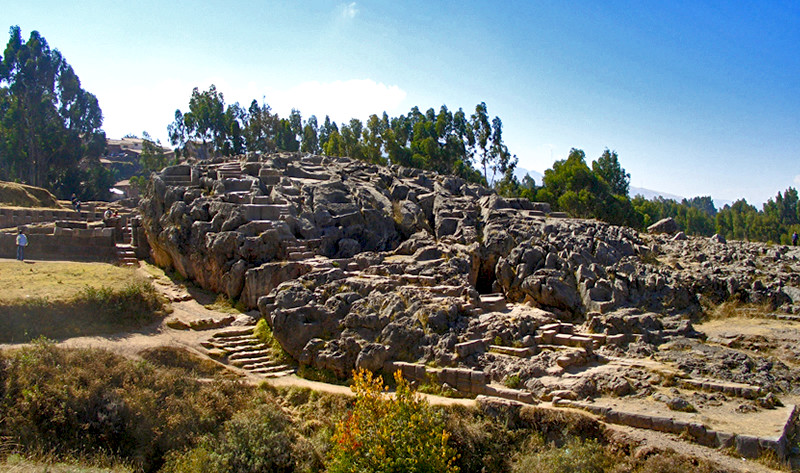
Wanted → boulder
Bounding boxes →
[647,217,678,235]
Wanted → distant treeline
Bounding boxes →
[167,84,799,245]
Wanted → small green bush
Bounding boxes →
[504,374,521,389]
[253,318,274,346]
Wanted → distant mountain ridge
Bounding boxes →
[513,166,730,209]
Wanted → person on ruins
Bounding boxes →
[16,228,28,261]
[104,209,113,220]
[793,231,798,246]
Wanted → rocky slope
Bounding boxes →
[139,153,800,389]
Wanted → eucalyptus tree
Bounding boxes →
[0,26,105,193]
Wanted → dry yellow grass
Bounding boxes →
[0,261,137,303]
[0,455,132,473]
[707,300,773,320]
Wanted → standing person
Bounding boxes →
[793,231,798,247]
[16,228,28,261]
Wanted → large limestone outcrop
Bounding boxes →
[139,152,800,387]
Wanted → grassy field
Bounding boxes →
[0,261,165,343]
[0,261,137,303]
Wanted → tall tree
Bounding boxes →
[139,131,170,173]
[244,99,278,154]
[288,108,302,143]
[168,85,246,158]
[0,26,105,193]
[592,148,630,196]
[300,115,319,154]
[470,102,492,182]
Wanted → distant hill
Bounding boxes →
[629,186,683,201]
[513,167,544,185]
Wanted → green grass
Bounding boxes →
[0,261,140,303]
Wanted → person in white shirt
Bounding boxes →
[16,228,28,261]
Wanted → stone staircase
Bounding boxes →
[243,203,294,222]
[115,220,138,267]
[161,165,195,186]
[204,326,295,377]
[217,162,243,180]
[286,238,321,261]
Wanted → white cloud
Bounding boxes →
[795,174,800,186]
[97,78,407,143]
[340,2,358,19]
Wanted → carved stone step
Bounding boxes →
[230,355,273,367]
[212,327,256,338]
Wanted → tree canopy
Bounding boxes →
[0,26,110,199]
[167,85,516,186]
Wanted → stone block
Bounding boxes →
[470,370,487,385]
[606,334,626,345]
[621,413,652,430]
[455,339,486,358]
[716,431,736,448]
[735,435,761,458]
[553,334,572,345]
[588,333,607,344]
[542,330,557,344]
[649,416,676,433]
[414,364,427,381]
[687,422,707,441]
[540,323,561,332]
[440,368,457,387]
[569,335,593,350]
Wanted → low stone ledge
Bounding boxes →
[488,345,537,357]
[680,379,762,399]
[557,400,797,461]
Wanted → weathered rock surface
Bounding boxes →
[140,152,800,398]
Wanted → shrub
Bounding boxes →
[253,318,274,346]
[445,405,524,473]
[504,374,521,389]
[328,369,459,473]
[209,404,296,473]
[0,341,252,472]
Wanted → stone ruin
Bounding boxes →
[0,205,144,265]
[140,152,800,462]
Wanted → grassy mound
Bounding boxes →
[0,181,61,208]
[0,262,165,342]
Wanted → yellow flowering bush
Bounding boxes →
[328,368,459,473]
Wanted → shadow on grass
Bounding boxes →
[0,281,166,343]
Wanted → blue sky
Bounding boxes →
[4,1,799,206]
